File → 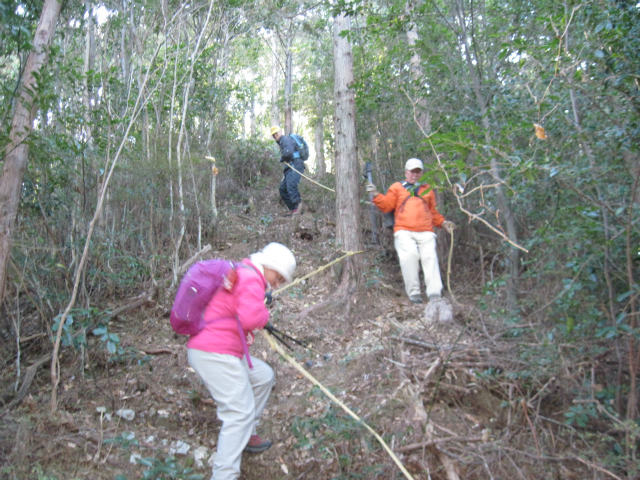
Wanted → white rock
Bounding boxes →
[116,409,135,421]
[169,440,191,455]
[193,446,208,467]
[129,452,142,464]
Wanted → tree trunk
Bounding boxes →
[270,34,280,126]
[0,0,62,304]
[284,42,293,133]
[172,1,214,285]
[405,0,431,135]
[314,113,326,176]
[83,0,95,146]
[333,12,362,290]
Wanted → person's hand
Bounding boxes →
[442,220,456,233]
[366,183,379,196]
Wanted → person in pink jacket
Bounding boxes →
[187,242,296,480]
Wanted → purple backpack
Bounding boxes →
[170,259,236,336]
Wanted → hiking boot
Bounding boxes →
[409,295,423,304]
[244,435,272,453]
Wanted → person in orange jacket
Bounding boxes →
[367,158,455,304]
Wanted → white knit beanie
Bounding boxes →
[251,242,296,283]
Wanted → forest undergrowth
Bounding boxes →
[0,178,634,480]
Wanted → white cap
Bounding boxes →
[251,242,296,283]
[405,158,424,171]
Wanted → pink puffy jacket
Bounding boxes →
[187,259,269,362]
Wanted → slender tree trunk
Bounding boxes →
[270,34,280,126]
[314,114,326,177]
[284,40,293,133]
[172,0,214,282]
[333,12,362,290]
[167,39,179,283]
[0,0,62,304]
[83,0,95,146]
[405,0,431,135]
[50,36,165,413]
[250,94,256,138]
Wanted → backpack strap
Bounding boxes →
[234,314,253,369]
[397,181,431,216]
[291,135,301,159]
[233,261,268,369]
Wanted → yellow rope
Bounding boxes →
[273,250,363,296]
[285,163,336,193]
[262,330,416,480]
[265,249,414,477]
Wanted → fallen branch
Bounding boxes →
[177,244,212,276]
[106,288,156,318]
[139,347,175,355]
[390,336,457,351]
[3,353,49,410]
[572,454,624,480]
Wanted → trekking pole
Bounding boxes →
[264,324,295,351]
[364,162,379,245]
[265,323,325,356]
[265,324,302,348]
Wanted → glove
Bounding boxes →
[265,291,273,306]
[442,220,456,233]
[366,183,379,196]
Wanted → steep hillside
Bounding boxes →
[0,174,595,480]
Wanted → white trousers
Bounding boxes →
[188,349,275,480]
[394,230,443,298]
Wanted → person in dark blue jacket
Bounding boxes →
[271,126,304,215]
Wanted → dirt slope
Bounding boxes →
[0,182,585,480]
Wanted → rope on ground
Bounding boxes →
[262,329,417,480]
[273,250,363,296]
[285,163,335,193]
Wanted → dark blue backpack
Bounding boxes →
[290,134,309,161]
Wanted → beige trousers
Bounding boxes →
[393,229,443,298]
[188,349,275,480]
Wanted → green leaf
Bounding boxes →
[92,326,107,336]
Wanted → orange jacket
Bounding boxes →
[373,182,445,233]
